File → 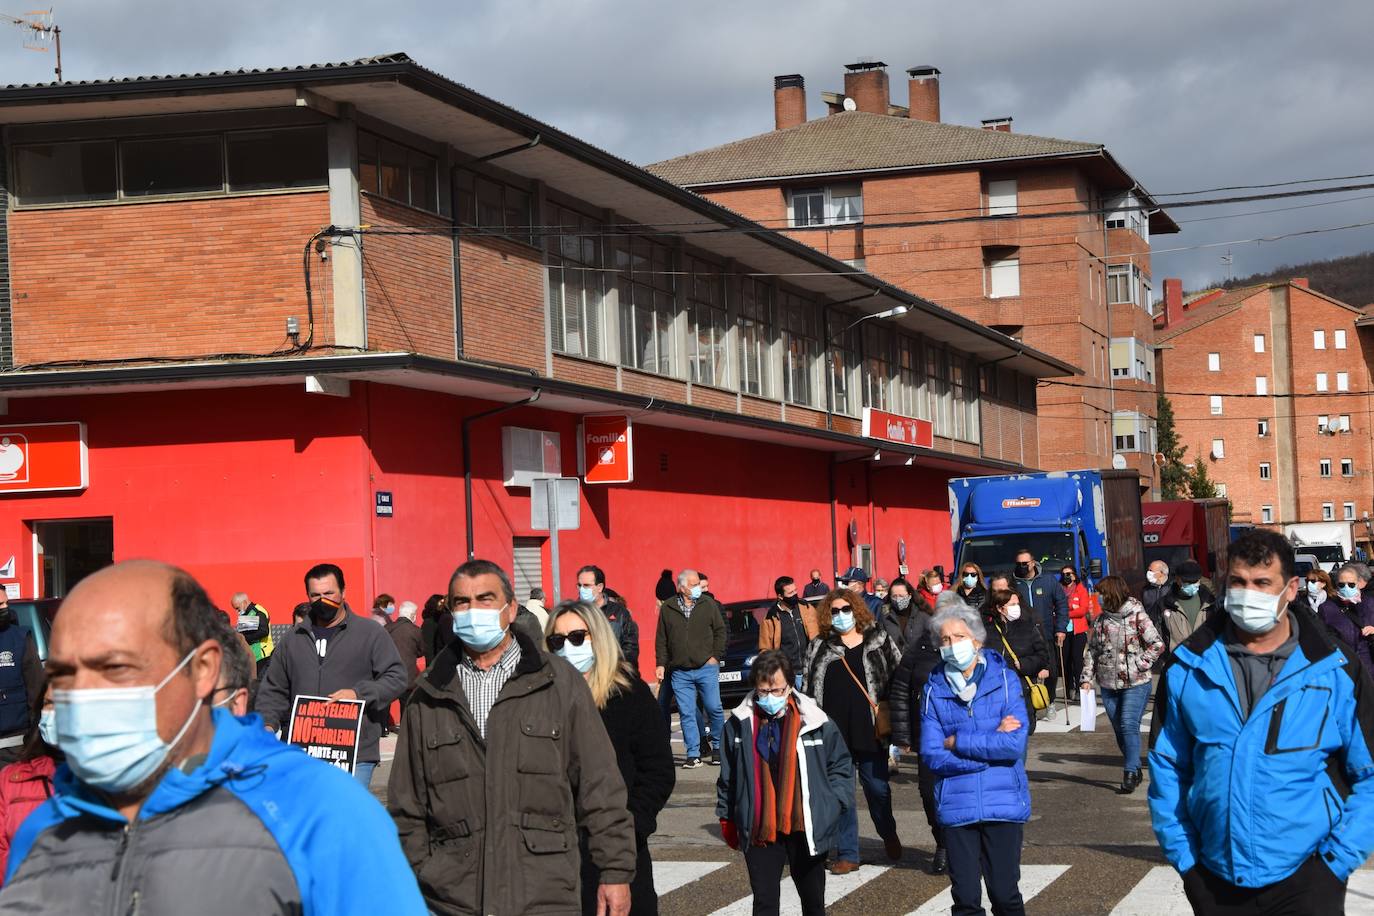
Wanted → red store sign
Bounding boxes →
[0,422,88,494]
[579,415,633,484]
[861,408,934,450]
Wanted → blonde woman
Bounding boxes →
[548,601,675,915]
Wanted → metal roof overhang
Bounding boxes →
[0,60,1077,381]
[0,353,1030,475]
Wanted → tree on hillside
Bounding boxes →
[1186,457,1220,499]
[1157,394,1190,499]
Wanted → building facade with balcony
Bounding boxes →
[0,54,1070,673]
[647,62,1177,491]
[1155,277,1374,551]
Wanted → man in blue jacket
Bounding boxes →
[1012,548,1069,707]
[0,560,424,915]
[1149,530,1374,914]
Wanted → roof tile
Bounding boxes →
[646,110,1101,186]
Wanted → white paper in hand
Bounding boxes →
[1080,689,1097,731]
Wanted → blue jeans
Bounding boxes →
[353,761,377,788]
[671,664,724,758]
[1099,682,1151,772]
[835,750,898,862]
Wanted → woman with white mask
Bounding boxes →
[800,589,904,874]
[547,601,674,915]
[986,589,1051,736]
[920,602,1031,915]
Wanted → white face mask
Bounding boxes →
[1003,602,1022,622]
[1227,587,1285,634]
[1147,571,1162,586]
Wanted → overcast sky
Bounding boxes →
[4,0,1372,293]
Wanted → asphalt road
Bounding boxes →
[371,711,1374,914]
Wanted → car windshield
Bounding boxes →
[959,532,1075,580]
[1308,545,1345,563]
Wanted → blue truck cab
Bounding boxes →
[949,469,1145,595]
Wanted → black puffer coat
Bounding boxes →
[986,613,1051,686]
[888,630,940,750]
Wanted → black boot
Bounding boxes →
[930,846,948,874]
[1118,769,1140,794]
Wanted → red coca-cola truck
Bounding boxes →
[1142,499,1232,590]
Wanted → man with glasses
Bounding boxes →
[388,559,636,916]
[211,620,256,716]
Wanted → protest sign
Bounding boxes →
[287,695,365,774]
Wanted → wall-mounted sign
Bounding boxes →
[579,415,633,484]
[0,422,87,495]
[861,408,934,450]
[375,491,393,517]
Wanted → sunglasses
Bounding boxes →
[830,603,851,613]
[546,630,590,652]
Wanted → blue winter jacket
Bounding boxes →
[1,709,425,915]
[919,648,1032,828]
[1148,610,1374,887]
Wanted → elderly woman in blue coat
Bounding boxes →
[920,599,1031,916]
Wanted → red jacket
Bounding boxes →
[0,755,55,884]
[1064,582,1098,635]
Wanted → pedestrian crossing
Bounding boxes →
[654,858,1374,915]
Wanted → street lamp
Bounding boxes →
[832,304,910,340]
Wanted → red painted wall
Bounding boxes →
[1,381,957,679]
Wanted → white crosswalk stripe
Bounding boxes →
[659,858,1374,914]
[1108,866,1191,916]
[706,863,889,915]
[653,860,729,895]
[904,864,1068,915]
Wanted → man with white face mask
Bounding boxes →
[388,559,636,916]
[0,560,423,914]
[1150,530,1374,913]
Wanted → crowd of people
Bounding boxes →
[0,532,1372,914]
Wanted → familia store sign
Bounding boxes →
[579,415,633,484]
[0,422,88,494]
[861,408,934,450]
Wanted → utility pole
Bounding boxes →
[5,9,61,82]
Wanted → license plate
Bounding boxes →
[718,670,742,683]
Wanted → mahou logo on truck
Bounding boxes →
[1002,497,1042,509]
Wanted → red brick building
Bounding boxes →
[0,54,1070,673]
[1155,278,1374,550]
[648,62,1177,490]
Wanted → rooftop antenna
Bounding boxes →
[4,8,61,82]
[1221,248,1234,283]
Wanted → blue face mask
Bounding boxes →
[689,585,703,600]
[831,610,855,633]
[38,708,56,747]
[755,691,788,716]
[558,640,596,673]
[452,606,508,651]
[940,638,977,670]
[53,649,202,795]
[1339,584,1361,601]
[962,574,978,588]
[1181,582,1200,598]
[577,585,597,603]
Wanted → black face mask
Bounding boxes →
[782,594,800,609]
[1060,575,1075,586]
[1014,562,1032,578]
[309,597,341,625]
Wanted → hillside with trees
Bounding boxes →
[1208,250,1374,306]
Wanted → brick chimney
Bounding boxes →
[1292,277,1309,288]
[843,61,890,115]
[1162,278,1184,328]
[773,74,806,130]
[906,65,940,121]
[981,117,1013,132]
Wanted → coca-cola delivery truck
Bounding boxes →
[1141,499,1231,590]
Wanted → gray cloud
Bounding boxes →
[4,0,1372,292]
